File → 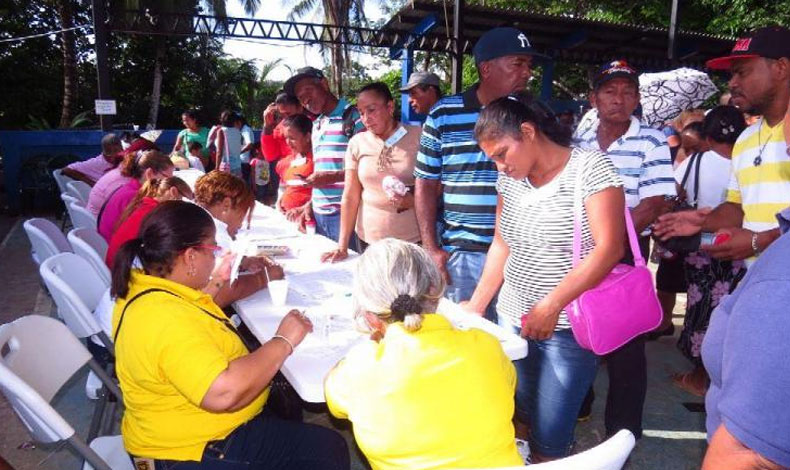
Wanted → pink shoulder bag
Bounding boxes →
[567,162,662,355]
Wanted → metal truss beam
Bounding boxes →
[109,10,457,54]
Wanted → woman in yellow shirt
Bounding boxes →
[324,239,521,470]
[111,200,349,469]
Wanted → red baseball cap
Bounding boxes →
[707,26,790,70]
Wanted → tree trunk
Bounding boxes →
[331,43,343,97]
[148,38,166,128]
[57,0,77,128]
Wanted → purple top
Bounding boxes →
[98,178,141,241]
[66,153,114,183]
[87,168,132,216]
[702,229,790,467]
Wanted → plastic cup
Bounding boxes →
[268,279,289,306]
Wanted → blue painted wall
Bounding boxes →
[0,130,180,210]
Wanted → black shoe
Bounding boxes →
[646,324,675,341]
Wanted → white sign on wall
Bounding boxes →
[94,99,117,115]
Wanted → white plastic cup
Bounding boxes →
[268,279,289,306]
[305,220,317,236]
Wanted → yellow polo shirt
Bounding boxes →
[325,314,521,470]
[112,271,268,461]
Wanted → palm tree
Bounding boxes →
[286,0,368,97]
[54,0,77,128]
[117,0,263,128]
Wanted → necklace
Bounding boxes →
[754,120,771,166]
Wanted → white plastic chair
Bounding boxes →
[0,315,130,470]
[52,168,75,194]
[23,218,72,266]
[461,430,636,470]
[69,201,98,231]
[67,180,93,205]
[39,253,114,355]
[68,228,111,288]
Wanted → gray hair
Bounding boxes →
[101,133,121,154]
[353,238,445,332]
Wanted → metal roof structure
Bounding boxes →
[383,0,736,70]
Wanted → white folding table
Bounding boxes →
[233,203,528,403]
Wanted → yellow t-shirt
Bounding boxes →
[112,271,268,461]
[325,314,521,470]
[727,118,790,233]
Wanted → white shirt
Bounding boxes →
[239,125,255,163]
[212,216,233,252]
[674,150,732,210]
[574,116,677,209]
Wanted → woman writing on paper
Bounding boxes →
[325,238,521,470]
[111,200,349,470]
[194,171,284,307]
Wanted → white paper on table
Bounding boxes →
[288,267,355,301]
[228,236,253,286]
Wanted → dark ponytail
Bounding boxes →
[110,200,214,299]
[474,92,572,147]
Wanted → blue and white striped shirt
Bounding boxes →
[573,115,676,210]
[415,84,497,252]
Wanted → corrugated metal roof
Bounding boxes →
[383,0,736,69]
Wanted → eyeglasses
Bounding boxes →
[192,244,223,256]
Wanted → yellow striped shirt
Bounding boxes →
[727,118,790,233]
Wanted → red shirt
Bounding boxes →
[276,153,314,211]
[261,121,290,163]
[105,197,158,269]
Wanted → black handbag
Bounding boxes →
[658,152,703,254]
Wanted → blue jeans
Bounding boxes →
[444,250,498,322]
[314,211,360,249]
[502,321,598,458]
[145,413,349,470]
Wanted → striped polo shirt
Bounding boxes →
[573,116,676,211]
[726,118,790,234]
[415,84,498,252]
[312,99,364,215]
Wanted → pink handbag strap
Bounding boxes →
[572,151,645,268]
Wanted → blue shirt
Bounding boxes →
[414,84,497,252]
[702,229,790,467]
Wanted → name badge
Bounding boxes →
[384,126,408,148]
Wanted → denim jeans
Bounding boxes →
[144,413,349,470]
[501,321,598,458]
[444,249,498,322]
[313,211,360,249]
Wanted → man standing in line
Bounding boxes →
[655,26,790,265]
[401,71,443,116]
[284,67,365,242]
[414,26,539,319]
[573,59,676,440]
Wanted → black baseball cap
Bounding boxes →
[593,59,639,90]
[707,26,790,70]
[283,67,325,97]
[473,27,546,65]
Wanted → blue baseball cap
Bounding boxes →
[473,27,546,64]
[593,59,639,90]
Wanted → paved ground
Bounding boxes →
[0,215,707,469]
